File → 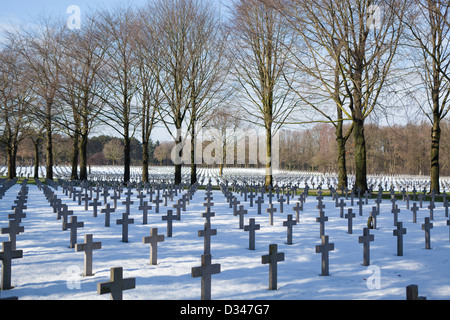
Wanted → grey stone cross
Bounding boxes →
[142,228,165,265]
[97,267,135,300]
[191,254,221,300]
[393,222,407,256]
[315,235,334,276]
[244,218,260,250]
[0,241,22,290]
[261,244,284,290]
[75,234,102,276]
[359,227,375,266]
[283,214,297,245]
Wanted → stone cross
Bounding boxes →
[75,234,102,276]
[391,204,400,226]
[234,205,247,229]
[421,217,433,249]
[357,198,364,216]
[89,198,102,218]
[162,209,176,237]
[315,235,334,276]
[8,207,26,225]
[172,200,183,221]
[139,201,152,225]
[278,195,286,213]
[97,267,136,300]
[191,254,221,300]
[110,190,120,209]
[427,202,435,220]
[345,208,356,234]
[393,222,407,256]
[358,227,375,266]
[116,211,134,243]
[63,216,84,248]
[266,203,277,226]
[198,223,217,255]
[152,195,163,214]
[122,197,134,216]
[316,209,328,237]
[411,202,419,223]
[261,244,285,290]
[1,220,24,251]
[142,228,165,265]
[293,201,302,223]
[338,199,346,218]
[202,208,215,226]
[100,203,115,227]
[244,218,260,250]
[283,214,297,245]
[0,241,22,290]
[255,196,264,215]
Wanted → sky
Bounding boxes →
[0,0,234,143]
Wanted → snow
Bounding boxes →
[1,181,450,301]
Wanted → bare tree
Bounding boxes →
[133,7,163,183]
[280,0,406,192]
[9,16,65,180]
[227,0,297,187]
[55,11,109,181]
[402,0,450,193]
[96,5,140,184]
[0,44,32,179]
[150,0,223,185]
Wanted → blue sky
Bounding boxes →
[0,0,149,27]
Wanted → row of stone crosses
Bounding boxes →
[2,177,448,299]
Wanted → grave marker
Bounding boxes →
[142,228,165,265]
[0,241,22,290]
[75,234,102,276]
[244,218,260,250]
[422,217,433,249]
[198,223,217,255]
[63,216,84,248]
[97,267,136,300]
[261,244,285,290]
[358,227,374,266]
[315,235,334,276]
[116,212,134,243]
[283,214,297,245]
[393,222,407,256]
[345,208,356,234]
[191,254,221,300]
[162,209,176,237]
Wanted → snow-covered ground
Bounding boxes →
[0,181,449,301]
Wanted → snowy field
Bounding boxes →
[1,180,450,302]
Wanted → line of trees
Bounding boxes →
[0,0,449,193]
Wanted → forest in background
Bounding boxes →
[5,119,450,177]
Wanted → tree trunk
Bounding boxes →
[6,145,15,180]
[71,131,79,180]
[353,117,368,192]
[123,135,131,184]
[142,139,149,183]
[45,113,53,181]
[33,139,40,179]
[430,117,441,194]
[79,130,88,181]
[265,125,273,188]
[336,122,348,190]
[190,123,197,185]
